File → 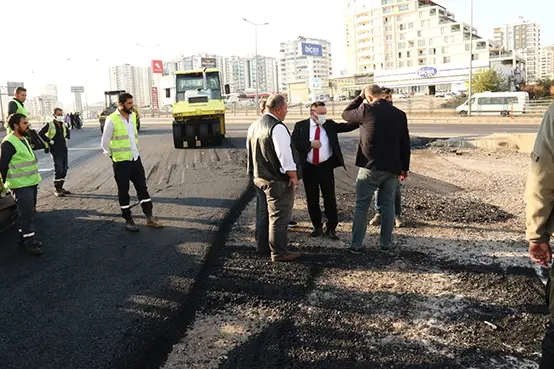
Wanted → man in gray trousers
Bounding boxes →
[247,94,301,262]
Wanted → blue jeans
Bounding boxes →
[351,167,399,249]
[374,181,401,216]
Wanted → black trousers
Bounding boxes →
[11,185,38,245]
[303,160,338,231]
[52,149,68,185]
[113,157,153,220]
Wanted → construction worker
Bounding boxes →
[0,114,43,255]
[38,108,71,197]
[100,93,163,232]
[6,87,28,134]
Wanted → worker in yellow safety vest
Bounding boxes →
[39,108,71,197]
[5,87,29,134]
[0,114,43,255]
[100,92,163,232]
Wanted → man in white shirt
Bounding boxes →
[247,94,301,262]
[100,93,163,232]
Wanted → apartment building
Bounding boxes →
[344,0,524,94]
[278,36,333,92]
[109,64,151,108]
[539,46,554,80]
[163,53,226,86]
[494,19,540,83]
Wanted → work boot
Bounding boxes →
[325,229,339,240]
[61,180,71,195]
[146,216,164,228]
[395,216,404,228]
[272,251,301,262]
[310,228,323,237]
[288,220,298,228]
[369,213,382,226]
[25,242,43,255]
[54,182,65,197]
[125,219,140,232]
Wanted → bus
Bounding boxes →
[456,91,529,117]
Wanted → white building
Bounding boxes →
[493,19,540,83]
[224,56,278,94]
[278,36,333,92]
[540,45,554,80]
[109,64,151,108]
[344,0,525,94]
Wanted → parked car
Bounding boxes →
[435,91,446,98]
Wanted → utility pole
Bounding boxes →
[468,0,474,116]
[243,18,269,115]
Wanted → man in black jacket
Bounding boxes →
[342,85,410,253]
[292,101,358,239]
[39,108,71,197]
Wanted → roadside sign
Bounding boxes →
[152,60,163,74]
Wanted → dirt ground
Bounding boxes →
[163,145,547,369]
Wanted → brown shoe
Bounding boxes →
[272,251,301,262]
[146,217,164,228]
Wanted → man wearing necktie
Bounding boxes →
[292,101,359,239]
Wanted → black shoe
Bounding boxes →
[125,219,139,232]
[380,243,398,252]
[346,247,364,255]
[288,220,298,228]
[25,242,43,255]
[309,228,323,237]
[325,229,339,240]
[54,190,65,197]
[62,189,72,195]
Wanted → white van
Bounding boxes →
[456,91,529,117]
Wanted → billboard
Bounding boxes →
[301,42,323,57]
[200,57,217,68]
[151,60,163,74]
[70,86,85,93]
[7,81,24,95]
[151,87,159,109]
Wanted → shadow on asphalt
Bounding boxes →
[69,193,238,208]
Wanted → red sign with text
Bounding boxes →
[151,60,163,74]
[151,87,159,110]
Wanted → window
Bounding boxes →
[441,27,446,34]
[478,97,492,105]
[419,11,424,18]
[443,56,451,63]
[429,38,433,45]
[398,52,402,58]
[386,35,393,40]
[418,40,426,46]
[407,60,414,67]
[407,51,411,57]
[421,21,425,27]
[408,22,414,29]
[398,42,406,48]
[465,44,470,51]
[429,48,436,55]
[399,4,409,11]
[400,33,405,40]
[399,61,405,68]
[396,15,403,21]
[418,31,422,37]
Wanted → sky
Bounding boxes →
[0,0,552,106]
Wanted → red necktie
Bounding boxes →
[313,125,321,165]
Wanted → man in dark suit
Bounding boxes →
[292,101,358,240]
[342,85,410,253]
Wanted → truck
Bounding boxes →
[99,90,141,133]
[170,68,228,148]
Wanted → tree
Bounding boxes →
[469,68,507,93]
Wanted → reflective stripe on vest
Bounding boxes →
[109,112,138,162]
[2,134,41,189]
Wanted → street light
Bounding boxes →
[468,0,474,116]
[243,18,269,114]
[136,43,161,116]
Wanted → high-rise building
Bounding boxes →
[224,56,278,94]
[278,36,333,92]
[41,84,58,98]
[540,45,554,80]
[109,64,151,107]
[163,53,226,86]
[344,0,525,94]
[493,18,541,83]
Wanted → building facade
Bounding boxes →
[109,64,151,108]
[278,36,333,92]
[224,56,278,94]
[344,0,524,94]
[540,45,554,80]
[493,19,541,83]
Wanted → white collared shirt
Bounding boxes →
[101,110,139,161]
[307,119,332,165]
